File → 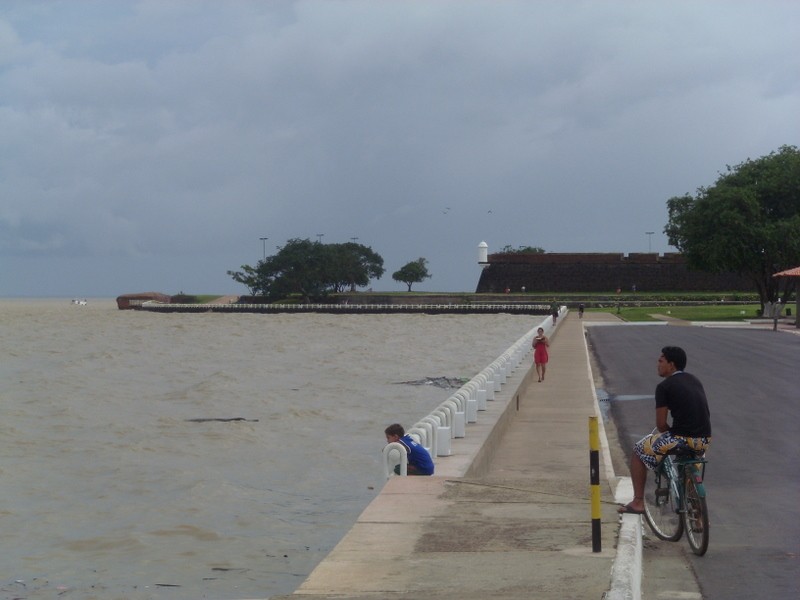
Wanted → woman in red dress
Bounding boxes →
[532,327,550,382]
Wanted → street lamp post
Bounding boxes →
[259,237,268,260]
[645,231,655,253]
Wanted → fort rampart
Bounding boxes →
[476,252,750,293]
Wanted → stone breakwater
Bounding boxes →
[136,302,552,315]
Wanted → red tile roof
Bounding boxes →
[773,266,800,277]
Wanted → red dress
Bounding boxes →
[533,338,549,364]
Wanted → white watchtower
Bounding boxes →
[477,241,489,266]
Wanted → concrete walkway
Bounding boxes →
[269,311,632,600]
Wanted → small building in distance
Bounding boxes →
[116,292,171,310]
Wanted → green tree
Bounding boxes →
[392,258,431,291]
[228,239,385,301]
[227,264,260,295]
[498,245,546,254]
[327,242,385,292]
[665,145,800,310]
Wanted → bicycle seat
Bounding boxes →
[668,446,703,459]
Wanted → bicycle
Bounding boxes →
[643,446,710,556]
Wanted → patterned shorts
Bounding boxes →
[634,431,711,471]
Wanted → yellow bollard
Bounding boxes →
[589,416,601,552]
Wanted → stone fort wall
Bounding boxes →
[475,252,750,293]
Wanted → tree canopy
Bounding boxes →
[228,238,385,301]
[665,145,800,308]
[392,258,432,291]
[497,245,546,254]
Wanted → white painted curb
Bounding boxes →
[606,513,643,600]
[582,322,642,600]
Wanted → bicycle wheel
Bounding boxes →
[643,467,684,541]
[683,470,709,556]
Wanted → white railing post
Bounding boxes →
[497,358,507,384]
[383,442,406,478]
[443,398,465,438]
[431,409,451,456]
[511,346,523,368]
[420,416,439,457]
[506,349,519,370]
[492,362,503,392]
[454,389,469,416]
[437,402,456,438]
[482,368,495,400]
[472,374,487,409]
[462,382,480,417]
[410,423,433,455]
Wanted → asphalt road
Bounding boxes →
[586,324,799,600]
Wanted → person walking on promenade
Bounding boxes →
[385,423,435,476]
[550,301,559,324]
[618,346,712,514]
[532,327,550,383]
[578,303,585,318]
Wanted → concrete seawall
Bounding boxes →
[460,330,545,480]
[267,311,637,600]
[401,314,555,482]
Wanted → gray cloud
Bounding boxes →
[1,0,798,296]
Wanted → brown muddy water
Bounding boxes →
[0,298,536,600]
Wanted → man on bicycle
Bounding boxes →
[618,346,712,514]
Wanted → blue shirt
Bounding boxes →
[399,434,435,475]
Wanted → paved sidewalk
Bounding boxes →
[269,311,630,600]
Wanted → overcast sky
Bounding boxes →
[1,1,798,297]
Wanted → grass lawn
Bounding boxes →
[598,304,762,322]
[193,295,223,303]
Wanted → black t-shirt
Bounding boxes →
[655,371,712,437]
